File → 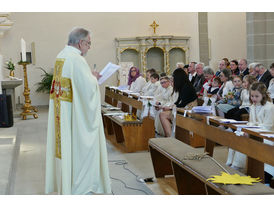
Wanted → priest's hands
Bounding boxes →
[92,71,102,80]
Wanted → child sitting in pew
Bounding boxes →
[225,75,257,120]
[141,68,156,95]
[202,77,221,106]
[153,76,174,136]
[143,73,160,96]
[227,82,274,184]
[216,75,243,117]
[248,82,274,185]
[207,77,221,95]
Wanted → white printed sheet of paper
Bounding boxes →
[98,62,120,85]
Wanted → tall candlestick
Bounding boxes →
[21,38,26,62]
[18,62,38,120]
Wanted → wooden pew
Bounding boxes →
[175,111,274,183]
[102,86,155,152]
[175,108,205,147]
[149,137,274,195]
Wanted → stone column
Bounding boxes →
[247,12,274,68]
[198,12,209,65]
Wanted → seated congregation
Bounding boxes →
[103,59,274,193]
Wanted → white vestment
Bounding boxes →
[45,46,111,195]
[143,81,160,96]
[154,86,174,136]
[128,76,146,93]
[154,86,173,105]
[141,81,152,95]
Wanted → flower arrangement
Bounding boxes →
[225,91,234,100]
[5,59,15,71]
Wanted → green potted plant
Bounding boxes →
[35,67,53,94]
[5,58,16,77]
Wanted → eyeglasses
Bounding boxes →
[82,39,91,46]
[160,81,168,84]
[131,70,137,72]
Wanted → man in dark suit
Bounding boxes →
[255,63,272,88]
[238,59,249,76]
[188,61,197,84]
[193,62,205,95]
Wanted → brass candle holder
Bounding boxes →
[18,61,38,120]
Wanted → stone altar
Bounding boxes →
[1,78,23,117]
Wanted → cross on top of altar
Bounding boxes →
[150,20,159,35]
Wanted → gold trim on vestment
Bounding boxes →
[50,58,73,159]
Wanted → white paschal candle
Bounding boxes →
[21,38,26,62]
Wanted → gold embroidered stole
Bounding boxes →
[50,59,73,159]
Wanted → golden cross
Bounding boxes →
[150,20,159,35]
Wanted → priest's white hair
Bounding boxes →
[68,27,91,45]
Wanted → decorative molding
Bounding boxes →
[0,13,14,38]
[120,47,139,53]
[115,35,190,73]
[168,46,186,52]
[145,46,165,54]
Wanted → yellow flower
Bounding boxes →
[207,172,261,185]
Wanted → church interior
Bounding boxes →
[0,10,274,198]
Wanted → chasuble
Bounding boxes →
[45,45,111,195]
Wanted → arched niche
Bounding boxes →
[120,49,140,69]
[146,47,164,74]
[169,48,186,73]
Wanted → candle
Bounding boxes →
[21,38,26,62]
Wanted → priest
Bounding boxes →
[45,27,111,195]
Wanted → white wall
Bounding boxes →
[208,12,247,71]
[1,12,247,106]
[0,12,199,105]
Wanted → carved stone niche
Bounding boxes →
[115,35,190,75]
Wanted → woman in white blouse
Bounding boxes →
[127,66,146,93]
[217,68,234,100]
